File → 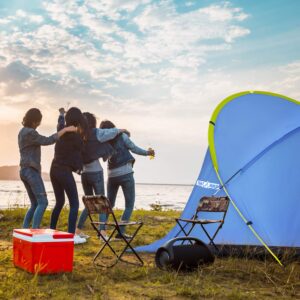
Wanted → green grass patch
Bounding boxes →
[0,208,299,299]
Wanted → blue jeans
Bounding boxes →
[77,171,105,230]
[106,172,135,234]
[20,167,48,229]
[50,165,79,234]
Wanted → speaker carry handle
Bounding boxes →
[160,237,208,261]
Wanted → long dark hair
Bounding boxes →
[99,120,116,129]
[83,112,97,129]
[65,107,88,140]
[22,108,42,128]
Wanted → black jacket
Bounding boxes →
[52,132,83,173]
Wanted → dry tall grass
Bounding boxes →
[0,208,299,299]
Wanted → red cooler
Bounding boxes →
[13,229,74,274]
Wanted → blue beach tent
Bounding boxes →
[136,91,300,265]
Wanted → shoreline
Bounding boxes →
[0,180,191,211]
[0,178,194,186]
[0,205,182,212]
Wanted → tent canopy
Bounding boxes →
[136,91,300,265]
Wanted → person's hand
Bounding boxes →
[59,107,66,114]
[120,129,130,137]
[64,126,77,132]
[147,148,155,157]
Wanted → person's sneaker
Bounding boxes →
[74,235,87,244]
[78,232,90,239]
[115,233,133,240]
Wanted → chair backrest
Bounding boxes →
[82,195,112,215]
[197,196,229,213]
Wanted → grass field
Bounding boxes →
[0,208,299,299]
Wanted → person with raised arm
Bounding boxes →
[49,107,88,244]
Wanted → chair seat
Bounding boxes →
[92,221,142,226]
[177,218,223,224]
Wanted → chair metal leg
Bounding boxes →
[174,214,196,238]
[116,223,144,266]
[175,220,195,245]
[200,224,219,252]
[93,227,121,268]
[211,224,223,242]
[93,223,144,267]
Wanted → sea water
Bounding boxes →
[0,180,193,211]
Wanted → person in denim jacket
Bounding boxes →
[100,120,155,240]
[18,108,76,229]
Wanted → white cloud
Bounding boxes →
[16,9,27,18]
[280,61,300,74]
[29,15,44,23]
[42,0,77,28]
[86,0,151,20]
[102,41,124,53]
[14,9,44,24]
[224,25,250,42]
[0,19,11,25]
[200,4,248,22]
[127,1,250,71]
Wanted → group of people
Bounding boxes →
[18,107,155,244]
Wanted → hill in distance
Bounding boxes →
[0,165,50,181]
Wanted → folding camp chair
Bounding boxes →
[82,195,144,267]
[175,196,229,251]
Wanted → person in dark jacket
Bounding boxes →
[100,120,155,239]
[49,107,88,244]
[18,108,76,229]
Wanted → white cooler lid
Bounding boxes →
[13,229,74,242]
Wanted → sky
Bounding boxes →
[0,0,299,184]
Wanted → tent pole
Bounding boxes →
[214,168,284,267]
